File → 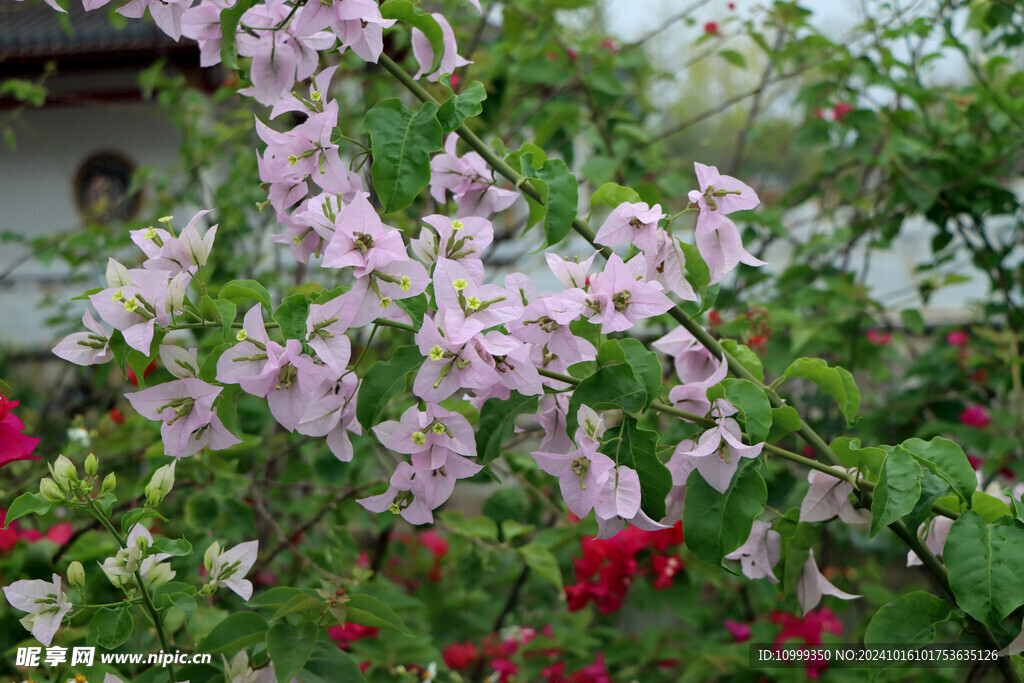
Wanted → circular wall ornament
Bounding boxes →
[74,152,141,223]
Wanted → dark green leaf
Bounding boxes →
[721,379,772,444]
[566,363,647,437]
[88,607,133,649]
[301,641,367,683]
[395,293,427,330]
[121,508,168,534]
[273,294,310,343]
[219,0,256,70]
[945,511,1024,628]
[901,437,976,503]
[519,151,579,246]
[199,294,237,341]
[684,460,767,564]
[597,338,662,408]
[598,416,671,520]
[346,593,413,636]
[870,447,922,537]
[437,78,487,133]
[363,99,443,213]
[864,591,952,646]
[476,392,540,464]
[355,346,424,431]
[267,621,318,683]
[767,405,802,441]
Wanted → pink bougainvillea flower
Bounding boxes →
[412,13,471,82]
[797,549,859,615]
[117,0,193,40]
[429,135,519,218]
[127,378,240,458]
[52,310,114,367]
[906,516,954,567]
[0,396,41,468]
[594,201,665,252]
[725,619,752,643]
[959,404,991,428]
[688,162,764,283]
[374,403,476,468]
[672,400,763,493]
[585,254,673,333]
[724,519,780,582]
[799,468,869,525]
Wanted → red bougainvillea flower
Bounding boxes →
[725,618,752,643]
[329,622,380,649]
[703,21,720,35]
[109,407,127,424]
[959,405,991,429]
[866,329,891,345]
[947,330,968,346]
[833,102,852,120]
[442,641,478,670]
[0,396,41,468]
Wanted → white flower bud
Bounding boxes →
[67,561,86,588]
[145,461,176,507]
[84,453,98,476]
[50,455,77,490]
[102,472,116,493]
[39,478,64,503]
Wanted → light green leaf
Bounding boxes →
[719,49,748,68]
[88,607,134,649]
[864,591,952,646]
[151,537,193,556]
[830,437,886,478]
[519,151,579,246]
[590,182,641,209]
[767,405,802,441]
[720,339,763,382]
[219,279,272,312]
[436,78,487,133]
[783,357,860,426]
[518,543,563,591]
[363,99,443,213]
[4,492,52,528]
[273,294,310,343]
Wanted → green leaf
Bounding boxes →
[767,405,802,441]
[4,492,52,528]
[518,543,564,592]
[565,363,647,437]
[783,357,860,426]
[273,294,310,343]
[679,241,710,299]
[720,339,763,382]
[519,151,579,246]
[444,513,499,541]
[120,508,168,534]
[436,78,487,133]
[719,49,748,68]
[151,537,193,556]
[774,510,819,607]
[198,612,268,654]
[346,593,413,636]
[597,338,662,408]
[199,294,236,340]
[598,415,671,520]
[901,437,976,503]
[900,308,925,335]
[248,587,312,608]
[395,293,427,330]
[830,437,886,478]
[88,607,134,649]
[267,621,318,683]
[721,379,772,444]
[380,0,445,73]
[684,460,767,564]
[70,286,103,301]
[476,392,540,464]
[219,279,272,312]
[869,447,923,537]
[219,0,255,70]
[945,511,1024,628]
[355,346,424,431]
[363,99,443,213]
[590,182,641,209]
[269,594,322,623]
[864,591,952,646]
[301,641,367,683]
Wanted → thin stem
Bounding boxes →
[82,498,176,683]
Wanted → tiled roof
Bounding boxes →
[0,2,177,58]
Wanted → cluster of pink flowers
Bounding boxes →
[564,522,685,614]
[47,0,780,541]
[0,509,72,554]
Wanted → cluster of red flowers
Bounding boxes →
[564,522,685,614]
[0,509,73,554]
[382,529,450,588]
[771,608,844,679]
[443,626,612,683]
[0,395,40,468]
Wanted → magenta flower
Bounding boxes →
[0,396,41,468]
[725,619,752,643]
[947,330,969,347]
[865,329,891,346]
[126,378,240,458]
[959,405,991,429]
